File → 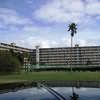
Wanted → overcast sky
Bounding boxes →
[0,0,100,48]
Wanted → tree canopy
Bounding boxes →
[0,50,21,73]
[68,23,77,37]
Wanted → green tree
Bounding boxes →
[10,49,24,66]
[86,58,92,67]
[68,22,77,71]
[0,50,21,73]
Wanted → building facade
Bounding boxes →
[0,43,32,52]
[0,42,100,68]
[0,43,33,71]
[31,45,100,68]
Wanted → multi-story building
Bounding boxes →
[0,42,32,52]
[31,45,100,68]
[0,43,33,71]
[0,42,100,69]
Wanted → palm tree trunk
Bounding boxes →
[70,36,73,72]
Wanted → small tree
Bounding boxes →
[0,51,21,73]
[86,58,92,67]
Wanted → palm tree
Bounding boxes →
[68,23,77,71]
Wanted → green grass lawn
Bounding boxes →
[0,71,100,84]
